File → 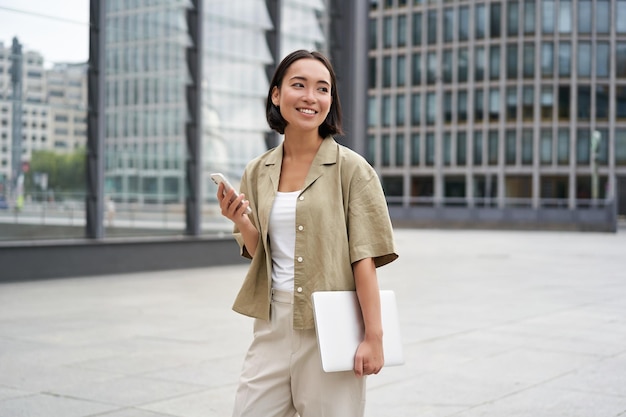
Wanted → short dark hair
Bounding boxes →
[266,50,343,138]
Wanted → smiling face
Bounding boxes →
[271,58,332,137]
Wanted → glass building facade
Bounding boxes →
[103,0,330,235]
[368,0,626,215]
[1,0,349,242]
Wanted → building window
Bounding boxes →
[579,0,592,33]
[558,0,572,33]
[427,52,437,84]
[411,53,421,85]
[558,42,571,77]
[410,133,420,165]
[458,48,468,82]
[596,85,609,121]
[505,129,516,165]
[507,44,518,79]
[542,0,555,33]
[475,47,485,81]
[426,93,436,125]
[425,133,435,165]
[476,4,486,39]
[506,87,517,121]
[617,43,626,78]
[616,129,626,165]
[596,42,610,78]
[522,86,534,121]
[557,129,569,165]
[475,89,484,122]
[617,87,626,120]
[473,131,483,165]
[443,132,452,166]
[398,15,407,47]
[489,46,500,80]
[382,95,391,126]
[578,42,591,78]
[411,176,434,200]
[617,1,626,33]
[523,43,535,78]
[508,1,519,36]
[541,86,553,121]
[383,56,392,87]
[459,6,469,41]
[521,129,533,165]
[397,55,406,87]
[386,176,405,200]
[427,10,437,44]
[541,42,554,78]
[458,90,468,123]
[369,58,377,89]
[577,86,591,121]
[412,12,422,45]
[411,93,421,125]
[490,3,502,38]
[457,132,467,165]
[576,130,590,165]
[383,16,393,48]
[540,129,552,165]
[489,89,499,122]
[488,130,498,165]
[396,94,405,126]
[444,91,453,124]
[396,134,405,166]
[444,8,454,43]
[369,18,378,50]
[596,128,609,165]
[596,0,610,34]
[524,0,536,34]
[368,97,378,127]
[558,85,570,120]
[443,50,453,82]
[381,134,390,166]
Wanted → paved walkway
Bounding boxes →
[1,228,625,417]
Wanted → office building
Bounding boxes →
[103,0,331,210]
[368,0,626,225]
[0,40,87,193]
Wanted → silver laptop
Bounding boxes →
[311,290,404,373]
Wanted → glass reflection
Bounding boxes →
[0,1,88,240]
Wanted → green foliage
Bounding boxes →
[25,149,86,194]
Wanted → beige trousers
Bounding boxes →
[232,289,366,417]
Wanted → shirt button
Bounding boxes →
[297,287,303,293]
[297,256,303,262]
[298,225,304,231]
[299,196,304,201]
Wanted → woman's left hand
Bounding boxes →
[354,335,384,377]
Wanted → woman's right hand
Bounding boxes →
[217,183,251,224]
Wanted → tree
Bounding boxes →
[25,149,86,197]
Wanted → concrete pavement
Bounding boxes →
[1,228,625,417]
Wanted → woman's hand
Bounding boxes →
[216,182,258,256]
[354,334,384,377]
[352,257,385,377]
[217,183,250,224]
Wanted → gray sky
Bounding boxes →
[0,0,89,66]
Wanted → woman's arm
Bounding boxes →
[353,257,384,377]
[217,184,258,256]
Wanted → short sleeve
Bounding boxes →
[347,163,398,268]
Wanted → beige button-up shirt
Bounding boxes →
[232,137,399,330]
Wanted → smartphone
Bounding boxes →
[210,173,252,215]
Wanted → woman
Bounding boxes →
[217,49,398,417]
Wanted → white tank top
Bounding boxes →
[269,190,300,291]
